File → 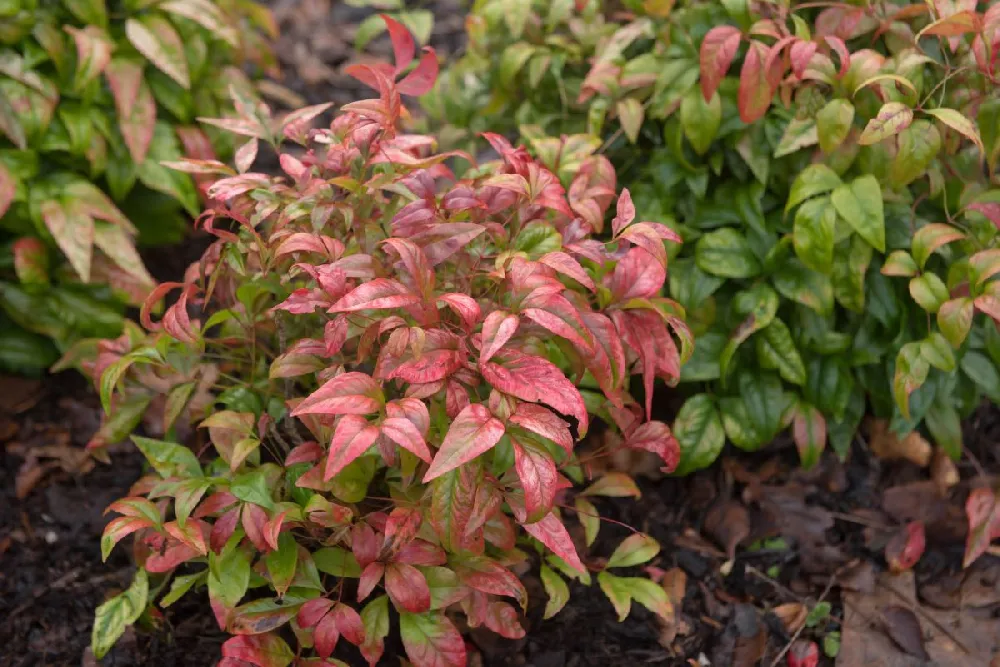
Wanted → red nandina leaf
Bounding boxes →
[242,504,270,552]
[619,223,678,268]
[700,25,742,102]
[436,293,481,330]
[581,311,627,402]
[886,521,926,573]
[164,519,209,555]
[539,252,596,291]
[101,516,154,561]
[790,40,818,79]
[353,523,380,567]
[358,562,386,602]
[423,404,505,481]
[325,415,381,480]
[386,563,432,613]
[385,507,423,549]
[509,403,573,454]
[480,348,588,437]
[291,372,383,417]
[381,417,432,462]
[522,293,595,354]
[455,557,528,609]
[333,603,366,646]
[606,247,666,302]
[396,48,440,96]
[285,441,324,465]
[380,14,415,74]
[484,601,526,639]
[314,613,340,658]
[383,237,435,298]
[611,188,636,237]
[210,508,240,553]
[430,465,484,553]
[262,510,287,552]
[328,278,419,313]
[824,36,850,77]
[968,202,1000,229]
[964,487,1000,567]
[144,539,200,572]
[738,41,774,124]
[220,633,294,667]
[521,511,586,575]
[396,540,447,566]
[106,59,156,164]
[626,421,681,473]
[480,311,520,363]
[296,598,334,628]
[512,438,559,520]
[399,611,466,667]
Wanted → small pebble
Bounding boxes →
[45,530,58,544]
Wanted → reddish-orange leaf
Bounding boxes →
[700,25,742,102]
[325,415,381,480]
[423,404,505,482]
[738,41,775,124]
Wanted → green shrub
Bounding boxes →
[83,18,688,665]
[428,0,1000,471]
[0,0,277,373]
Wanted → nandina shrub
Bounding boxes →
[0,0,277,373]
[430,0,1000,477]
[86,17,689,665]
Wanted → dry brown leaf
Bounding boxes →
[704,500,750,560]
[773,602,808,634]
[868,419,932,467]
[931,449,960,492]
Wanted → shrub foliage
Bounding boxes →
[0,0,276,373]
[429,0,1000,472]
[88,18,688,666]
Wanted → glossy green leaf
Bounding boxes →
[890,120,941,188]
[695,228,761,279]
[756,319,806,385]
[92,569,147,659]
[597,572,670,622]
[793,196,836,273]
[672,393,725,476]
[894,342,930,419]
[881,250,919,277]
[208,546,250,609]
[161,570,206,608]
[606,533,660,569]
[132,435,202,478]
[680,88,721,155]
[924,401,962,461]
[786,164,842,214]
[774,117,817,158]
[912,224,964,270]
[540,564,570,619]
[816,99,854,153]
[230,470,275,510]
[937,298,974,348]
[832,235,872,313]
[909,273,949,313]
[831,175,885,253]
[773,261,834,315]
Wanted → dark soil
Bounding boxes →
[3,371,998,666]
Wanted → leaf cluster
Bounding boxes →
[84,17,688,666]
[0,0,277,373]
[429,0,1000,472]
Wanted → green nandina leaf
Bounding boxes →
[265,533,298,597]
[617,98,644,144]
[574,497,600,547]
[756,319,806,385]
[132,436,202,478]
[540,564,570,619]
[230,470,275,510]
[909,273,949,313]
[606,533,660,569]
[399,611,466,667]
[671,394,725,476]
[739,372,791,442]
[92,569,148,659]
[125,16,190,88]
[173,477,211,527]
[680,88,721,155]
[925,108,985,155]
[912,223,964,270]
[163,381,196,433]
[882,250,919,277]
[894,342,930,419]
[774,116,817,158]
[313,547,361,577]
[720,284,780,380]
[423,567,463,611]
[962,351,1000,401]
[695,228,761,279]
[832,235,872,313]
[208,546,251,609]
[773,261,834,315]
[161,570,206,608]
[816,99,854,153]
[499,43,535,86]
[859,102,913,145]
[937,298,974,348]
[793,196,836,273]
[925,401,962,461]
[597,572,670,622]
[786,164,842,214]
[890,120,941,188]
[831,175,885,253]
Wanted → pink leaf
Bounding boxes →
[508,403,573,454]
[399,612,466,667]
[538,252,596,291]
[396,48,439,96]
[484,601,525,639]
[357,562,385,602]
[964,487,1000,567]
[386,563,432,613]
[521,511,586,575]
[612,188,636,237]
[481,348,588,438]
[606,247,666,302]
[314,613,340,658]
[738,40,774,124]
[106,59,156,164]
[700,26,742,102]
[824,36,850,77]
[437,293,481,330]
[325,415,381,480]
[220,634,293,667]
[455,557,528,608]
[291,372,383,417]
[423,404,506,482]
[381,417,432,462]
[380,14,415,74]
[328,278,419,313]
[790,40,818,79]
[296,598,333,628]
[626,421,680,473]
[512,439,559,520]
[480,311,520,364]
[333,603,366,646]
[968,202,1000,229]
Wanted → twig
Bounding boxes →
[769,571,838,667]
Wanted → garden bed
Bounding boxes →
[2,374,998,666]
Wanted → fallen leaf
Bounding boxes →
[773,602,808,634]
[704,500,750,560]
[931,449,959,492]
[0,376,43,414]
[882,605,928,659]
[868,419,932,467]
[885,521,925,573]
